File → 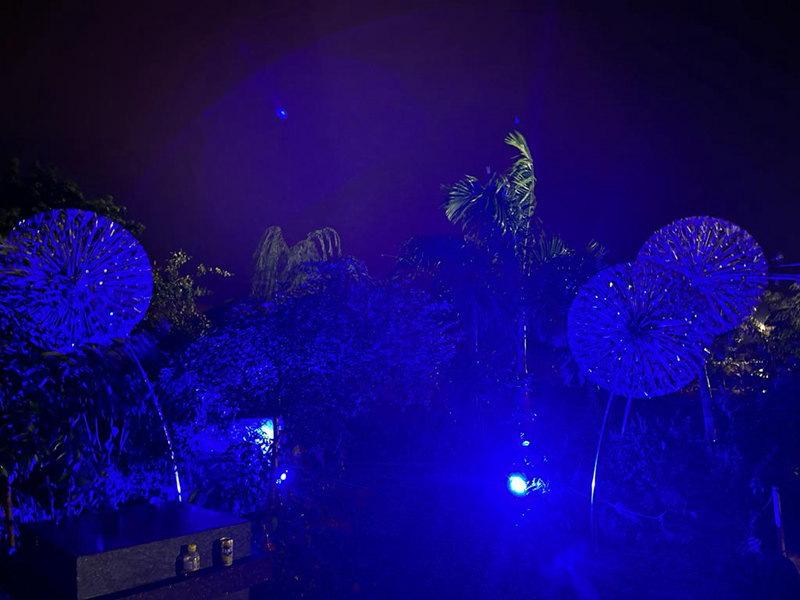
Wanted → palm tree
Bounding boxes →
[443,132,538,406]
[251,226,341,300]
[444,132,536,249]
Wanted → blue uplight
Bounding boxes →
[236,417,284,456]
[259,419,274,440]
[276,108,288,120]
[246,418,274,455]
[507,473,529,496]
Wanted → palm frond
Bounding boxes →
[505,130,537,229]
[585,239,608,261]
[252,226,344,300]
[531,233,572,265]
[251,226,289,299]
[444,173,511,236]
[286,238,319,272]
[306,227,342,261]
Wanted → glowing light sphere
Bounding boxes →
[508,473,529,496]
[638,216,767,335]
[5,209,152,351]
[567,262,707,399]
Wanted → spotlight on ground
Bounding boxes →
[507,473,529,496]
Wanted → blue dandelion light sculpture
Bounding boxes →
[568,261,708,545]
[5,209,184,500]
[6,209,152,351]
[638,216,767,336]
[638,216,768,445]
[567,261,707,399]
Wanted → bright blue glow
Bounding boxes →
[249,418,274,455]
[235,418,278,455]
[276,470,288,485]
[507,473,529,496]
[259,419,274,440]
[521,440,530,447]
[276,108,288,119]
[279,471,287,481]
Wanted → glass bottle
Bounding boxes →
[181,542,200,575]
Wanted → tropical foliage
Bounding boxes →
[251,226,341,299]
[145,250,232,340]
[159,256,458,514]
[404,133,605,404]
[0,342,179,536]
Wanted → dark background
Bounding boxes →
[2,0,799,295]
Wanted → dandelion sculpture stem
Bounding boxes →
[700,364,717,444]
[128,348,183,502]
[621,395,633,436]
[590,390,614,548]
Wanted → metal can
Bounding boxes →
[219,536,233,567]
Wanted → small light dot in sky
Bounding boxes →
[276,108,288,119]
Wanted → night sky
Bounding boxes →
[2,1,799,296]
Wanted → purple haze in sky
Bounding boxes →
[2,1,798,297]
